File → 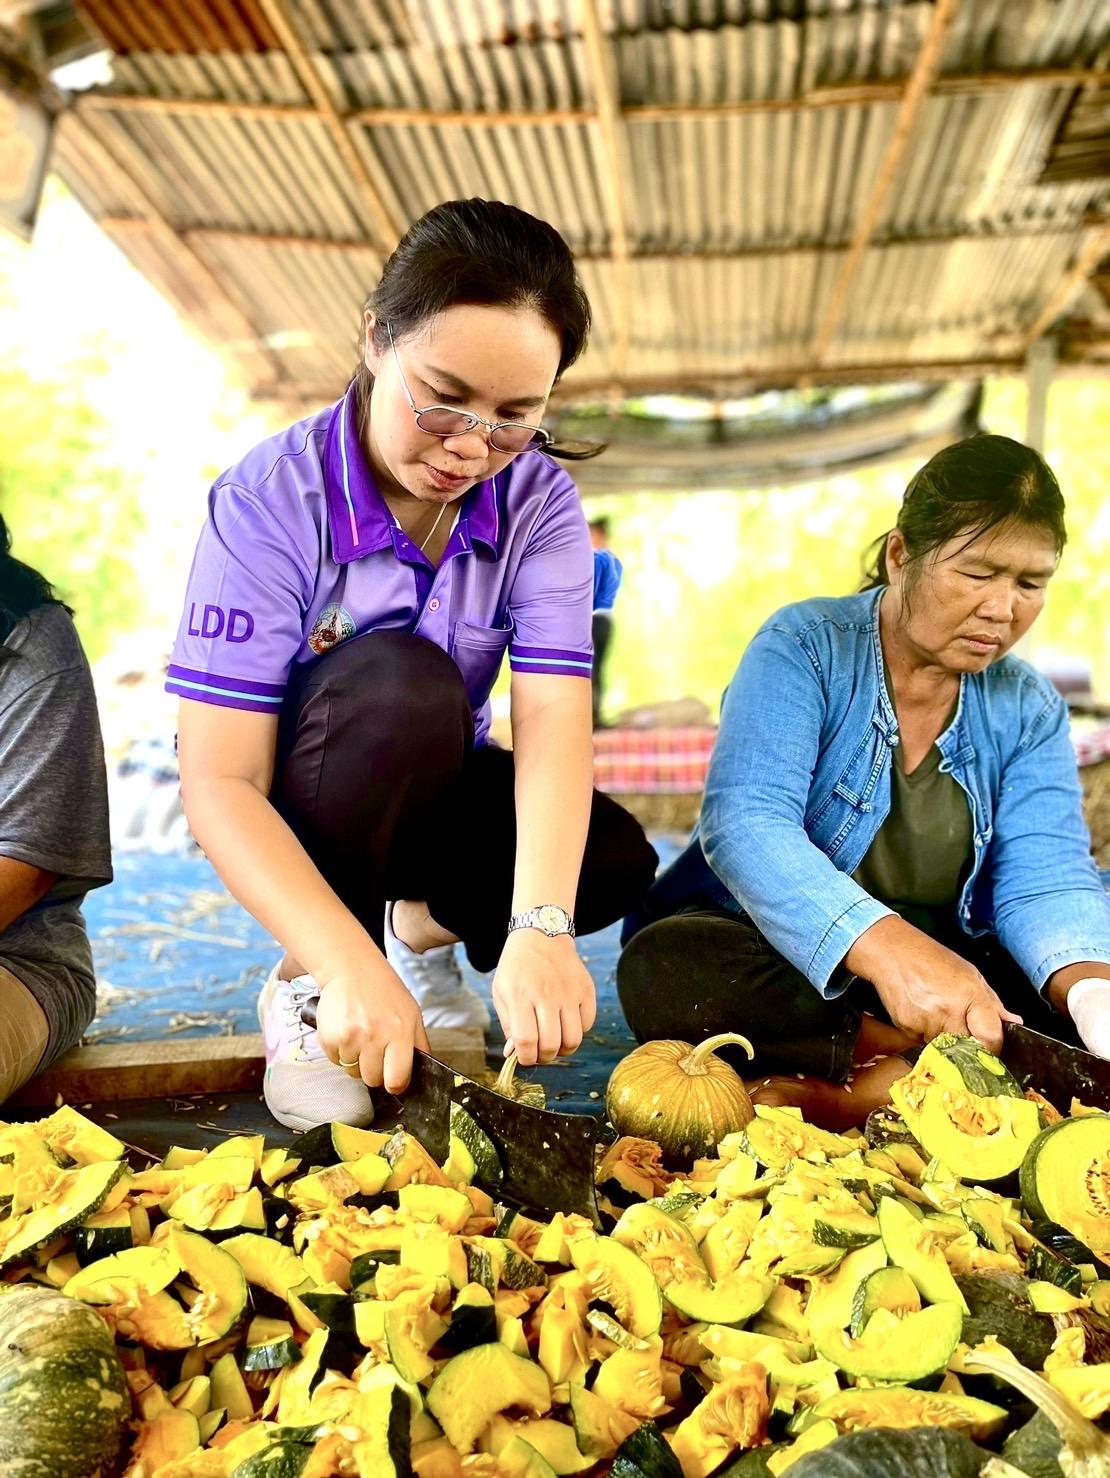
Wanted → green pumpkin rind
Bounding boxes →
[74,1205,134,1265]
[230,1436,314,1478]
[1026,1241,1084,1294]
[0,1158,125,1268]
[786,1426,987,1478]
[610,1420,684,1478]
[955,1272,1056,1371]
[925,1035,1026,1099]
[0,1285,130,1477]
[1020,1114,1110,1254]
[1001,1409,1067,1478]
[449,1103,504,1189]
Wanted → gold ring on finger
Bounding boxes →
[338,1055,360,1069]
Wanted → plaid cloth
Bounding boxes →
[594,719,1110,795]
[1074,721,1110,768]
[593,726,717,793]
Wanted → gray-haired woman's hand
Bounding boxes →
[846,915,1022,1053]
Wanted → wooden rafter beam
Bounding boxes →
[538,352,1105,399]
[253,0,400,250]
[79,94,321,123]
[251,348,1109,411]
[1021,225,1110,350]
[808,0,962,366]
[578,0,631,391]
[75,66,1106,129]
[56,116,281,387]
[82,216,1106,263]
[626,65,1108,119]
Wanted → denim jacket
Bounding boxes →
[649,589,1110,998]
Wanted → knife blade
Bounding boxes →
[402,1049,601,1226]
[1000,1021,1110,1112]
[298,1003,601,1223]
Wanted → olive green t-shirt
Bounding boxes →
[853,713,973,938]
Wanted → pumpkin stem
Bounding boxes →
[495,1052,520,1097]
[679,1033,755,1076]
[965,1349,1110,1476]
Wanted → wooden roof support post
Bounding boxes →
[1025,337,1057,453]
[58,117,281,389]
[578,0,631,393]
[1021,225,1110,351]
[255,0,400,252]
[807,0,962,367]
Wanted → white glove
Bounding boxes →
[1067,977,1110,1060]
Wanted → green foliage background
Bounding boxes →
[0,344,145,664]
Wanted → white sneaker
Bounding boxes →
[256,964,375,1132]
[383,905,490,1032]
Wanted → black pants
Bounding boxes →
[270,630,658,973]
[591,613,613,728]
[616,907,1081,1081]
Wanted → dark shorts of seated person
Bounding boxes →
[616,906,1082,1083]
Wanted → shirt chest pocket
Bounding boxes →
[808,732,886,853]
[449,617,514,709]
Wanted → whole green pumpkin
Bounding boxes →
[0,1284,130,1476]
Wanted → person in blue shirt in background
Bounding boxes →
[589,517,623,729]
[618,434,1110,1128]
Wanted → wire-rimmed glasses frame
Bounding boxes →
[386,322,552,455]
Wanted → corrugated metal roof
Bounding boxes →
[51,0,1110,401]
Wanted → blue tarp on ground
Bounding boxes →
[82,839,686,1117]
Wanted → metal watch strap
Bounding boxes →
[507,905,576,938]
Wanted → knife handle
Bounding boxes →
[299,1001,318,1029]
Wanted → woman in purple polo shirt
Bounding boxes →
[169,199,657,1130]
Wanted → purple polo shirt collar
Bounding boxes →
[324,383,502,565]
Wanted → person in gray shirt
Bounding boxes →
[0,515,111,1103]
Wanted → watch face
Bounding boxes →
[535,904,568,934]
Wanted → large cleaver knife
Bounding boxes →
[298,1003,601,1224]
[1000,1021,1110,1112]
[400,1050,601,1226]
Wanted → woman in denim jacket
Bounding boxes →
[619,434,1110,1126]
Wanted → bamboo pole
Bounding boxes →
[808,0,962,366]
[253,0,400,249]
[76,67,1105,128]
[79,217,1101,263]
[57,116,281,387]
[1021,225,1110,350]
[578,0,631,395]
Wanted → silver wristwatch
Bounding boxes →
[507,903,576,939]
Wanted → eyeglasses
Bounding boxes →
[387,322,552,455]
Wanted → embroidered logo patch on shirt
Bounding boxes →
[307,602,356,655]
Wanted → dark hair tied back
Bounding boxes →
[0,514,70,645]
[351,198,600,460]
[861,433,1066,591]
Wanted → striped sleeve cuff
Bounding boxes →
[166,664,286,714]
[509,643,593,679]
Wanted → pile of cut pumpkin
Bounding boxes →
[2,1032,1110,1478]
